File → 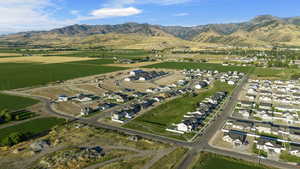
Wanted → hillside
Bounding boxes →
[2,15,300,49]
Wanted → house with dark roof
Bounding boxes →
[222,132,247,146]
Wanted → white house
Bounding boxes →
[289,145,300,157]
[255,139,285,154]
[58,95,69,102]
[228,80,235,85]
[177,123,192,133]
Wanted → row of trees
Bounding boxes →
[0,132,31,147]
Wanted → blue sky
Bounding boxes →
[0,0,299,33]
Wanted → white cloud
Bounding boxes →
[174,12,189,16]
[0,0,74,34]
[91,7,142,19]
[105,0,192,7]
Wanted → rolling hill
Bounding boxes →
[2,15,300,49]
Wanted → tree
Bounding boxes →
[0,132,29,147]
[0,109,12,122]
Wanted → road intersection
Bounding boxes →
[4,75,298,169]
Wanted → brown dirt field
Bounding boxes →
[54,102,81,116]
[104,62,160,68]
[155,71,185,86]
[101,79,122,91]
[0,56,96,64]
[30,87,77,99]
[75,85,106,95]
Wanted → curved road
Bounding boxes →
[3,76,298,169]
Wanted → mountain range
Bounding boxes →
[2,15,300,49]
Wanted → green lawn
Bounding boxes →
[0,62,126,90]
[0,93,38,111]
[252,67,300,80]
[280,151,300,163]
[124,81,234,140]
[144,62,254,73]
[191,152,274,169]
[0,117,65,138]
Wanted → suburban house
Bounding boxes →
[57,95,70,102]
[222,131,247,146]
[126,70,168,82]
[254,138,286,154]
[289,144,300,157]
[194,81,208,89]
[172,91,227,134]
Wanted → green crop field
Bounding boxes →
[252,67,300,80]
[191,152,274,169]
[0,62,126,90]
[144,62,254,73]
[0,117,65,139]
[0,93,39,111]
[67,58,115,65]
[58,49,150,59]
[124,81,235,140]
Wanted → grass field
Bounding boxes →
[150,147,188,169]
[144,62,254,73]
[0,93,38,111]
[252,67,300,80]
[58,49,150,59]
[124,81,235,140]
[0,56,97,64]
[280,151,300,163]
[0,117,65,139]
[190,152,274,169]
[66,58,115,65]
[0,62,126,90]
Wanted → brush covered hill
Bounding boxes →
[2,15,300,49]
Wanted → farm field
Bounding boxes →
[252,67,300,80]
[0,56,97,64]
[124,81,235,140]
[0,62,126,90]
[144,62,254,73]
[57,49,151,59]
[190,152,274,169]
[0,93,38,111]
[0,117,65,140]
[66,58,115,65]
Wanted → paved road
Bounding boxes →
[4,76,299,169]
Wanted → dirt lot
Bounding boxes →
[29,87,78,100]
[155,70,185,86]
[75,85,106,95]
[0,56,96,64]
[53,102,82,116]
